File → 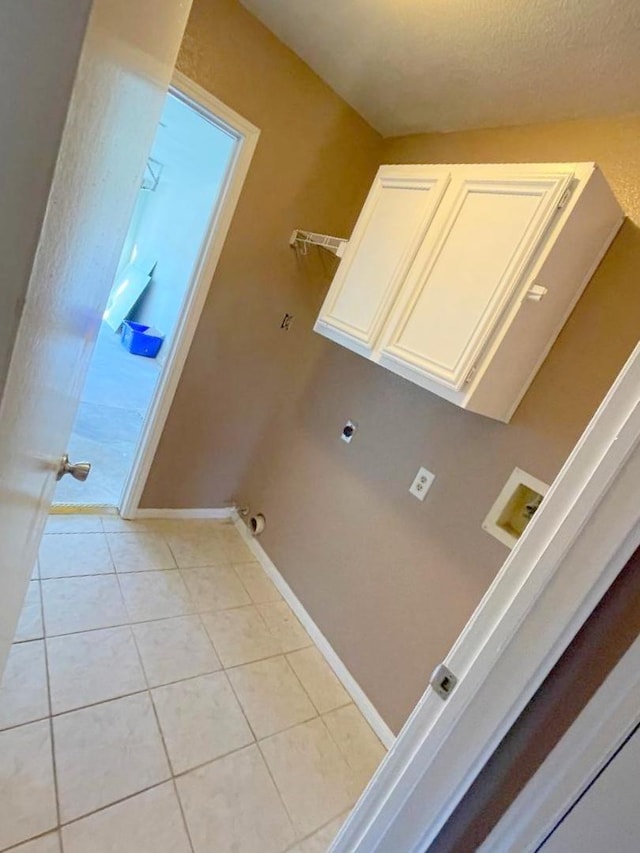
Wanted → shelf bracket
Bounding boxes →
[289,229,348,258]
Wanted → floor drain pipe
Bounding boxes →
[249,513,265,536]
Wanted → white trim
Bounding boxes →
[330,342,640,852]
[481,615,640,851]
[128,501,396,746]
[119,72,260,519]
[134,507,235,520]
[231,512,396,750]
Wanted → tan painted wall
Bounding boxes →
[143,0,382,505]
[143,0,640,731]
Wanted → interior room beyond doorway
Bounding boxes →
[55,90,236,508]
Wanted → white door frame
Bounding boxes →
[332,341,640,852]
[119,70,259,518]
[481,600,640,852]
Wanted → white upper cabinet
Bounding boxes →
[315,163,624,422]
[380,171,573,390]
[316,166,450,357]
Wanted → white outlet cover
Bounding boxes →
[409,466,436,501]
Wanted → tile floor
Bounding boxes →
[53,323,160,507]
[0,516,386,852]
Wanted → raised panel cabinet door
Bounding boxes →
[380,170,574,390]
[314,166,450,357]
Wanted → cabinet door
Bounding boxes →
[315,166,450,357]
[380,170,574,390]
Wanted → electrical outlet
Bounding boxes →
[409,466,435,501]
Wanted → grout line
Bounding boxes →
[102,531,126,581]
[1,828,61,853]
[194,611,224,666]
[282,810,351,852]
[39,575,63,839]
[44,685,149,724]
[318,709,359,776]
[54,779,171,833]
[0,710,51,736]
[40,597,283,643]
[0,660,347,736]
[106,564,195,852]
[5,519,365,850]
[284,650,354,718]
[169,741,258,781]
[227,562,257,608]
[254,736,300,841]
[220,655,325,840]
[247,701,302,841]
[222,667,260,743]
[0,675,331,751]
[170,775,196,853]
[40,570,117,581]
[281,652,333,719]
[127,621,196,853]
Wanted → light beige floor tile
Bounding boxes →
[234,561,281,604]
[132,615,221,687]
[62,783,191,853]
[180,565,250,612]
[47,626,145,714]
[54,693,170,822]
[218,527,256,563]
[260,718,359,837]
[228,656,316,739]
[42,576,128,636]
[39,533,114,578]
[291,813,350,853]
[119,571,194,622]
[0,641,49,730]
[106,531,176,573]
[201,606,281,667]
[152,672,253,774]
[164,527,227,568]
[258,601,312,652]
[177,745,295,853]
[0,720,57,850]
[100,516,165,533]
[287,648,350,714]
[46,514,103,534]
[322,705,386,792]
[9,832,61,853]
[14,581,43,643]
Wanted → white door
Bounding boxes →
[541,724,640,851]
[0,0,192,675]
[380,170,573,390]
[314,166,450,357]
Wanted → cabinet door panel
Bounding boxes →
[316,168,449,354]
[381,172,573,389]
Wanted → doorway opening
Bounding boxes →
[53,81,241,510]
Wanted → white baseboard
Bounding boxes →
[134,507,234,520]
[232,511,396,750]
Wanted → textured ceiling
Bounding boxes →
[239,0,640,136]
